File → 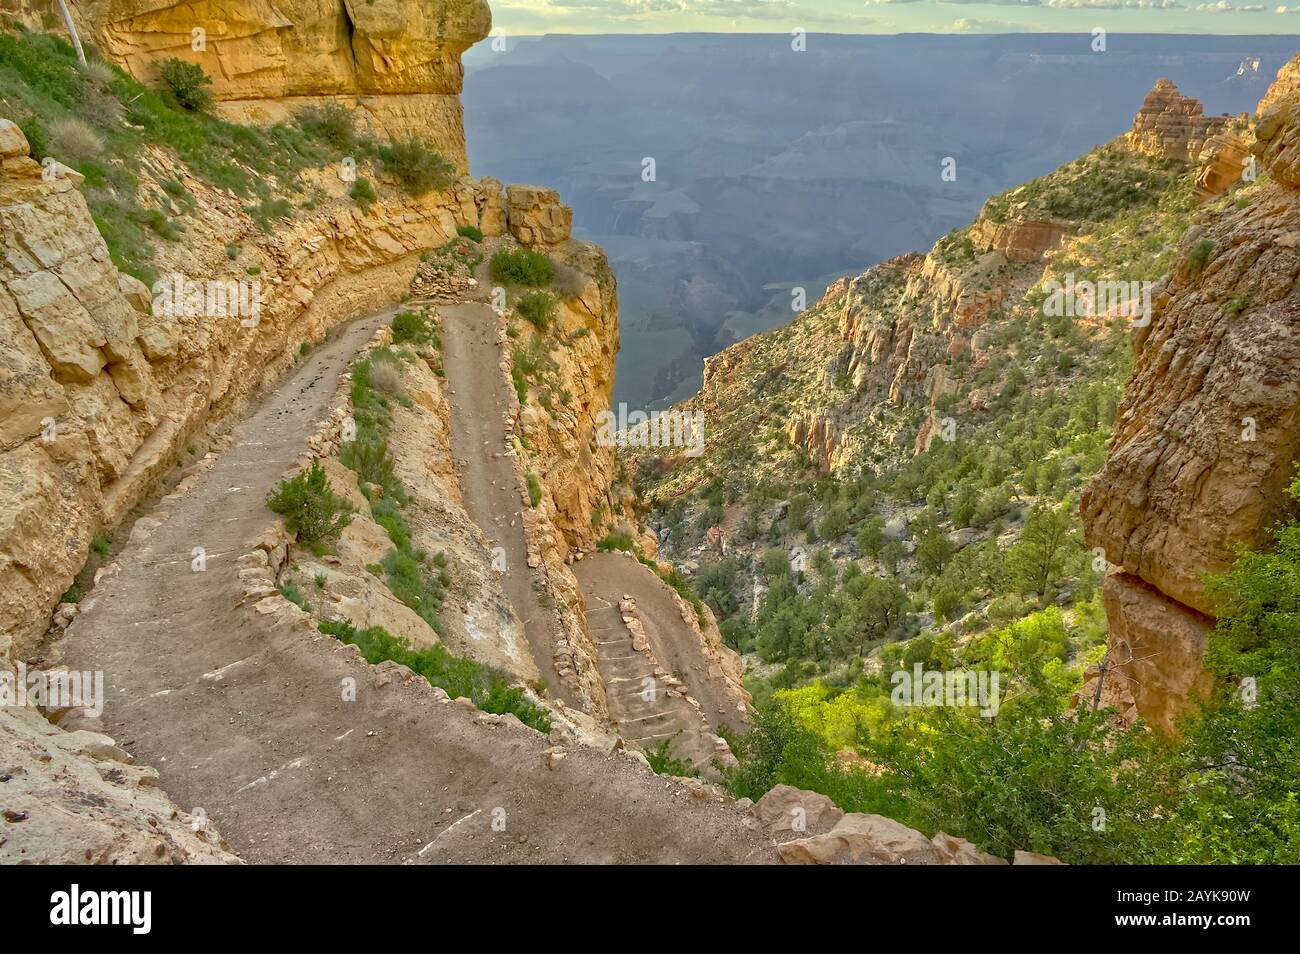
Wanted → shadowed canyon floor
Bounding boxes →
[51,304,774,863]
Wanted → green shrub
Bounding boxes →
[1187,239,1214,275]
[526,472,543,508]
[490,249,554,287]
[349,176,377,207]
[378,137,455,195]
[296,103,356,150]
[156,58,213,112]
[279,581,311,612]
[266,461,353,544]
[457,224,484,243]
[17,116,49,159]
[391,308,438,346]
[318,619,551,732]
[516,291,556,331]
[89,532,111,556]
[645,736,698,777]
[596,532,635,552]
[341,438,396,488]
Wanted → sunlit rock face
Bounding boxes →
[81,0,491,169]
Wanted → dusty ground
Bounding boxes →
[52,307,775,864]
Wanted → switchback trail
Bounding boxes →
[55,306,773,863]
[437,301,582,709]
[575,552,749,769]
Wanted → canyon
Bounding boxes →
[1,1,1296,867]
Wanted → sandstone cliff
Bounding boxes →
[1081,69,1300,732]
[70,0,491,170]
[1126,78,1230,163]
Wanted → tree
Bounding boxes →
[1006,503,1074,597]
[916,530,955,578]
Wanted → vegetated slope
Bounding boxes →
[630,68,1300,864]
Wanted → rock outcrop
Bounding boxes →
[0,700,240,863]
[1082,71,1300,732]
[971,213,1071,263]
[75,0,492,170]
[748,785,1050,865]
[1126,79,1229,163]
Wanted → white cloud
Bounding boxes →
[1046,0,1183,7]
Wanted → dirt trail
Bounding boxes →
[437,301,581,709]
[576,552,749,769]
[54,307,775,864]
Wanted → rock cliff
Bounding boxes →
[1081,67,1300,732]
[53,0,491,169]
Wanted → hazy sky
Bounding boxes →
[488,0,1300,35]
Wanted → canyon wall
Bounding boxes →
[1081,70,1300,732]
[10,0,491,170]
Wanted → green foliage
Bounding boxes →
[1187,239,1214,275]
[378,137,455,195]
[1005,503,1076,597]
[156,58,213,112]
[318,620,551,732]
[265,462,353,545]
[490,249,555,287]
[516,291,557,331]
[457,224,484,243]
[644,736,698,777]
[89,532,110,556]
[349,176,377,207]
[279,581,311,612]
[596,532,635,552]
[390,307,440,346]
[526,472,543,508]
[296,103,357,150]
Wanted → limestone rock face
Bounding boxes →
[1195,131,1253,202]
[80,0,491,169]
[1082,71,1300,730]
[1126,79,1229,163]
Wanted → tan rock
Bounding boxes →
[0,702,241,864]
[506,184,574,247]
[1126,79,1229,163]
[779,813,944,865]
[932,831,1009,865]
[750,783,845,837]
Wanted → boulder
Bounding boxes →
[779,813,944,865]
[750,783,844,838]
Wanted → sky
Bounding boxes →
[487,0,1300,35]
